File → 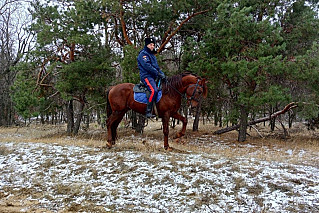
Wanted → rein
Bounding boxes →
[167,78,201,102]
[167,83,187,99]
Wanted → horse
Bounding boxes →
[106,72,208,150]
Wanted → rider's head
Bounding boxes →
[145,37,156,51]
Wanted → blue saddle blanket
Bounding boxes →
[134,90,162,104]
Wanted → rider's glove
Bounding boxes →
[158,72,166,83]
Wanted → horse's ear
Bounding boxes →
[200,78,208,98]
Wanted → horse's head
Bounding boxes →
[184,75,208,108]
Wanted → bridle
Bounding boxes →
[187,79,203,102]
[167,78,203,102]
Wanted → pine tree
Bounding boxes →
[11,62,44,121]
[12,0,115,133]
[183,0,319,141]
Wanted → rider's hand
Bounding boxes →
[158,72,166,82]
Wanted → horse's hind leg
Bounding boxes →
[172,112,187,138]
[106,111,126,148]
[106,115,115,148]
[162,112,172,150]
[111,111,126,143]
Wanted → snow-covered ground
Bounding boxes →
[1,140,319,212]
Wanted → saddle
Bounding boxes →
[133,82,151,97]
[133,82,162,104]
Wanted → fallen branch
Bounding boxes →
[213,102,298,135]
[250,125,264,138]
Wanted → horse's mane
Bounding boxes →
[162,72,198,97]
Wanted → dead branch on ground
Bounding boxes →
[213,102,298,135]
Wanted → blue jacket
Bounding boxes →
[137,46,164,81]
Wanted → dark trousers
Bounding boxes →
[142,77,158,103]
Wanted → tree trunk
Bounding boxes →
[135,114,145,133]
[270,106,276,131]
[73,101,85,135]
[67,100,74,135]
[60,110,64,123]
[131,110,137,129]
[183,104,188,123]
[270,116,276,131]
[238,105,248,142]
[193,98,203,131]
[97,110,101,125]
[85,113,90,130]
[288,110,295,128]
[171,118,176,128]
[0,88,14,126]
[214,111,218,126]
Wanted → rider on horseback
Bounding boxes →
[137,37,166,118]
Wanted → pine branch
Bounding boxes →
[119,0,133,46]
[158,9,210,53]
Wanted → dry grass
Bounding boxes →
[1,120,319,165]
[1,120,319,212]
[0,124,106,148]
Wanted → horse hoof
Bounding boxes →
[175,137,186,144]
[164,146,173,151]
[106,141,113,149]
[173,133,184,139]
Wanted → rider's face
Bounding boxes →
[147,43,155,51]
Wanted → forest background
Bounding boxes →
[1,0,319,142]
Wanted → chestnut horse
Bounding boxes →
[106,73,207,150]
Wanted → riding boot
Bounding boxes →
[146,101,155,118]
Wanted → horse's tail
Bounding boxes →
[106,87,113,118]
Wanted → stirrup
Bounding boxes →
[146,112,156,118]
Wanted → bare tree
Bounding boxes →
[0,0,33,126]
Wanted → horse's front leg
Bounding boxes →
[172,112,187,139]
[162,113,171,150]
